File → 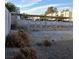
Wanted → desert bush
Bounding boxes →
[18,26,30,32]
[12,51,26,59]
[36,42,42,46]
[11,21,19,30]
[18,29,31,46]
[5,30,31,47]
[11,24,17,29]
[32,29,39,31]
[43,40,52,47]
[13,48,37,59]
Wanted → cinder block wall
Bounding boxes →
[11,14,17,25]
[5,8,11,36]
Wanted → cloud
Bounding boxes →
[58,6,73,11]
[17,0,42,3]
[16,2,39,8]
[20,3,71,14]
[5,0,10,3]
[5,0,42,8]
[15,0,42,8]
[26,4,59,11]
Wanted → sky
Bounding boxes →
[5,0,73,15]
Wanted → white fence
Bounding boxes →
[5,8,11,36]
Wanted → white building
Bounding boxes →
[61,10,72,21]
[57,10,72,21]
[58,11,62,16]
[46,13,56,16]
[46,13,57,20]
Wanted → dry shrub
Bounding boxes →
[12,51,26,59]
[13,48,37,59]
[5,29,31,47]
[36,42,42,46]
[11,21,19,30]
[43,40,52,47]
[18,29,31,46]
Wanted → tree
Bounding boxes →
[21,13,27,20]
[65,9,70,11]
[5,2,19,12]
[45,6,58,15]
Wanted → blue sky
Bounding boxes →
[5,0,73,15]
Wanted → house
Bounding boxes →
[46,13,57,20]
[60,10,72,21]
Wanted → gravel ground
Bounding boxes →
[30,31,73,44]
[5,40,73,59]
[5,30,73,59]
[5,21,73,59]
[33,40,73,59]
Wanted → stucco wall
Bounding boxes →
[5,8,11,36]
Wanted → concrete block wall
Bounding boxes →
[5,8,11,36]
